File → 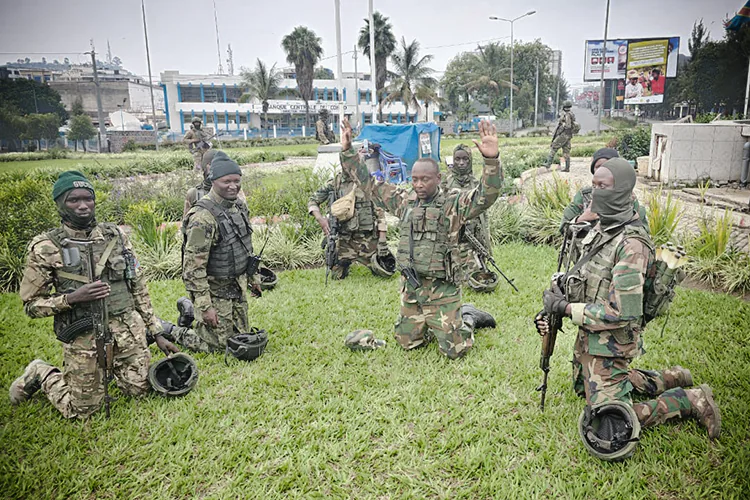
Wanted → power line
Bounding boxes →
[424,36,511,50]
[0,52,86,55]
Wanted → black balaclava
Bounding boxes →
[591,158,636,229]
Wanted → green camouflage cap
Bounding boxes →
[345,329,386,351]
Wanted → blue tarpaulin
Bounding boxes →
[356,123,441,173]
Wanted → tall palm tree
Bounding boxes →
[466,43,516,116]
[358,11,396,122]
[415,84,443,122]
[383,38,436,119]
[240,59,282,137]
[281,26,323,128]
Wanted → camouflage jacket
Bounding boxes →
[565,215,652,358]
[19,223,161,333]
[183,127,211,151]
[307,172,386,235]
[560,187,648,234]
[340,147,502,281]
[315,120,335,145]
[556,110,575,137]
[441,172,492,250]
[182,189,251,313]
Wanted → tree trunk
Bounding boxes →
[82,141,86,152]
[264,111,269,138]
[304,100,310,130]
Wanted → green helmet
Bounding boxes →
[345,329,386,351]
[148,353,199,397]
[370,252,396,278]
[467,270,499,293]
[319,109,330,118]
[191,116,202,124]
[578,401,641,461]
[259,267,278,290]
[226,328,268,363]
[563,100,573,109]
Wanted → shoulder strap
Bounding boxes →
[564,220,641,281]
[196,197,226,221]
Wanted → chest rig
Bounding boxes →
[335,174,376,234]
[195,198,254,279]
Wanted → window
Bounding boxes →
[180,86,201,102]
[203,87,220,103]
[226,87,243,103]
[239,113,248,124]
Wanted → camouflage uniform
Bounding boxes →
[315,119,336,145]
[441,170,492,285]
[546,108,577,170]
[565,215,707,428]
[308,172,387,279]
[341,147,503,359]
[184,125,212,171]
[18,223,158,419]
[179,188,253,352]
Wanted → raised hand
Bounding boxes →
[341,118,353,151]
[472,119,499,159]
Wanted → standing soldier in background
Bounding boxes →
[308,150,393,280]
[10,171,178,418]
[340,119,500,359]
[177,155,262,352]
[315,109,336,145]
[184,117,212,172]
[544,100,579,172]
[442,144,495,291]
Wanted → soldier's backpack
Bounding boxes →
[571,120,581,135]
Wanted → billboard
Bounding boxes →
[584,36,679,82]
[624,39,669,104]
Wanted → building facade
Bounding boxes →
[160,70,440,138]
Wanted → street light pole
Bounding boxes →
[489,11,535,137]
[596,0,611,136]
[369,0,377,124]
[141,0,159,150]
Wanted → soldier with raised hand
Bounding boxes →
[178,155,262,353]
[339,119,500,359]
[442,144,494,291]
[544,100,578,172]
[536,158,720,459]
[10,171,178,418]
[183,117,212,171]
[315,109,336,145]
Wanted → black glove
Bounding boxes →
[543,288,569,316]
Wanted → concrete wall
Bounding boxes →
[106,130,158,153]
[648,123,750,185]
[51,81,164,119]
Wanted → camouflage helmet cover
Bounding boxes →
[370,252,396,278]
[191,116,202,124]
[148,353,199,397]
[345,329,386,351]
[563,100,573,109]
[467,270,499,293]
[578,400,641,461]
[319,108,330,118]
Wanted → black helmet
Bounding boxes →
[148,353,199,397]
[578,401,641,461]
[259,267,278,290]
[225,328,268,364]
[370,252,396,278]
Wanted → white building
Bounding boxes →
[160,70,440,137]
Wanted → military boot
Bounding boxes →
[688,384,721,440]
[461,304,496,330]
[543,151,555,169]
[561,157,571,172]
[664,365,693,389]
[159,319,177,343]
[9,359,57,405]
[176,297,195,328]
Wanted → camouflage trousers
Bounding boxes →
[180,294,249,353]
[394,275,474,359]
[572,332,693,428]
[191,149,205,171]
[40,310,151,419]
[332,231,378,279]
[550,133,572,158]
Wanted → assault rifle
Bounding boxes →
[535,221,589,411]
[247,231,271,297]
[323,190,339,286]
[463,230,518,292]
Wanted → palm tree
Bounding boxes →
[415,84,443,122]
[383,38,436,120]
[466,43,517,116]
[358,11,396,122]
[281,26,323,128]
[240,59,282,137]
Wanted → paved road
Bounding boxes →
[572,105,609,134]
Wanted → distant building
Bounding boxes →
[160,70,439,136]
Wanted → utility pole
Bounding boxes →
[534,59,539,128]
[596,0,611,136]
[353,45,360,129]
[334,0,344,128]
[141,0,159,150]
[369,0,377,123]
[213,0,224,74]
[89,41,107,153]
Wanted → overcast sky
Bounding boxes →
[0,0,741,87]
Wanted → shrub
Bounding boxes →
[646,187,683,246]
[523,173,571,245]
[252,224,323,269]
[617,125,651,161]
[487,201,525,245]
[127,203,182,281]
[717,247,750,294]
[684,209,734,287]
[122,140,140,152]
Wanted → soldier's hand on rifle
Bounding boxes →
[534,313,550,336]
[473,120,499,158]
[577,201,599,223]
[202,308,219,328]
[543,285,570,317]
[66,280,111,305]
[250,283,262,298]
[316,215,331,236]
[155,335,180,355]
[341,118,353,150]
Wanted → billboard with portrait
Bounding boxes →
[584,36,679,82]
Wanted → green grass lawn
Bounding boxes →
[1,241,748,498]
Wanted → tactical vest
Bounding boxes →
[580,186,593,207]
[193,198,254,278]
[396,191,459,281]
[335,175,376,234]
[565,223,652,335]
[46,224,135,337]
[444,179,490,250]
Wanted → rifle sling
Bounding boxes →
[94,236,119,279]
[57,270,89,283]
